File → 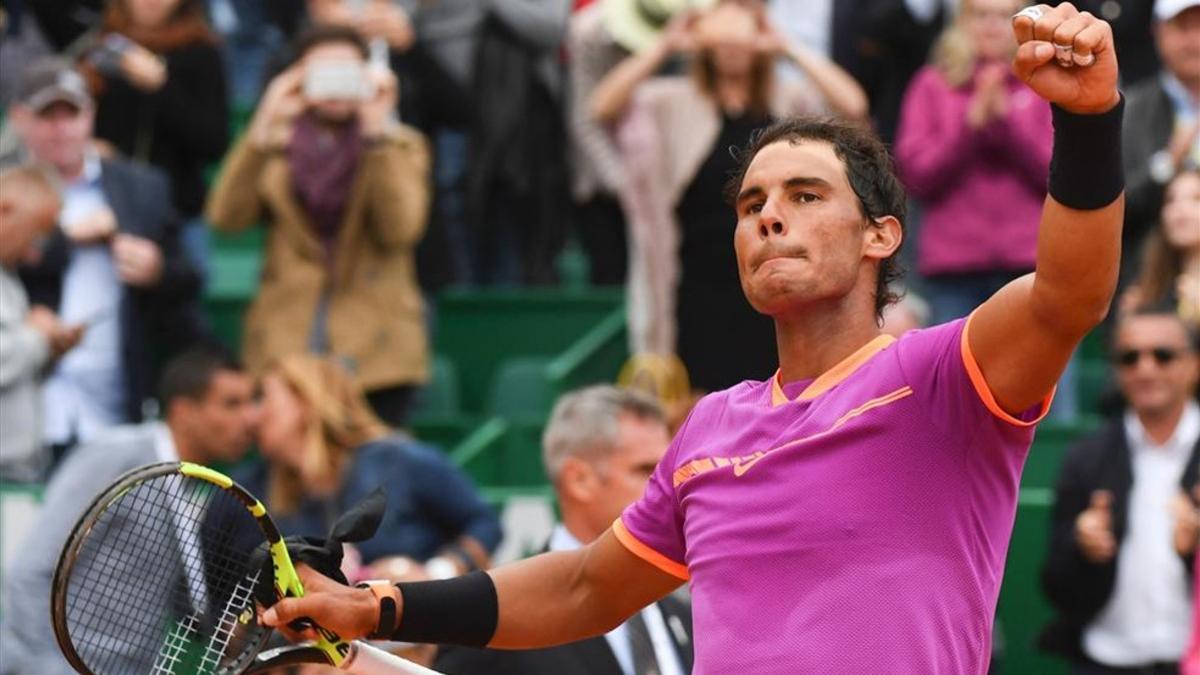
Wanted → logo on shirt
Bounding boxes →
[671,386,914,487]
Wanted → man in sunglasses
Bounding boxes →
[1041,306,1200,674]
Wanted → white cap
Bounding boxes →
[1155,0,1200,21]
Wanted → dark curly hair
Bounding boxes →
[724,116,907,322]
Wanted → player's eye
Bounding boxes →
[794,192,820,204]
[747,202,764,214]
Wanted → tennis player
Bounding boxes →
[264,4,1124,672]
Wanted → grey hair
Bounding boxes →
[542,385,667,482]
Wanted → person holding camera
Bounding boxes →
[206,24,431,428]
[81,0,229,281]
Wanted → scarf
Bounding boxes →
[287,110,365,261]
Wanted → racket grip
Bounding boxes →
[340,641,445,675]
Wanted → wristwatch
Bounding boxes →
[355,579,401,639]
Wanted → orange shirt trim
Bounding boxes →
[612,518,689,581]
[960,312,1055,427]
[771,334,897,406]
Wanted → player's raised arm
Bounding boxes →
[968,3,1124,416]
[261,528,682,648]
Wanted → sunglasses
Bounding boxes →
[1114,347,1183,368]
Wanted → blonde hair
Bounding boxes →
[690,0,775,118]
[267,355,389,515]
[932,0,1024,87]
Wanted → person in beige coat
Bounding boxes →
[207,24,431,426]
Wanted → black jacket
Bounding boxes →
[19,157,206,423]
[1038,416,1199,661]
[92,41,230,219]
[434,593,694,675]
[1121,77,1175,274]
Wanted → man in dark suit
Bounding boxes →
[1040,307,1200,674]
[435,386,693,675]
[1121,0,1200,276]
[5,59,205,452]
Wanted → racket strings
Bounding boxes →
[61,472,270,674]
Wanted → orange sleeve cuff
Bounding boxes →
[960,312,1055,428]
[612,518,689,581]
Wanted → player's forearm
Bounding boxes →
[1029,99,1125,338]
[487,548,627,648]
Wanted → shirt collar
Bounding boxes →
[153,421,180,464]
[770,334,896,407]
[548,523,585,553]
[1124,400,1200,458]
[1160,70,1200,118]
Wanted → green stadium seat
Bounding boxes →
[486,357,556,419]
[411,354,462,419]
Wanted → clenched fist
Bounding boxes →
[1011,3,1120,115]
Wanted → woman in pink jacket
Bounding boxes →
[894,0,1052,325]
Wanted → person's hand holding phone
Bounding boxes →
[250,67,307,150]
[26,305,85,358]
[65,206,118,246]
[360,65,398,141]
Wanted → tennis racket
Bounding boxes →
[51,461,443,675]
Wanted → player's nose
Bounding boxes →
[756,198,788,240]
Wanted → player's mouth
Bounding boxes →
[752,247,807,272]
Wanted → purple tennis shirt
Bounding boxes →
[615,316,1052,674]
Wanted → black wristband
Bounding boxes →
[1047,95,1125,210]
[393,571,498,646]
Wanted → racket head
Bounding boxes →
[51,462,275,674]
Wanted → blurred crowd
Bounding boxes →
[0,0,1198,672]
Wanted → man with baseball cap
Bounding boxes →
[1121,0,1200,277]
[5,58,206,458]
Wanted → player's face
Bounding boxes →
[188,370,259,463]
[1114,315,1199,419]
[592,414,670,532]
[733,140,894,319]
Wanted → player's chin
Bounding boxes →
[743,279,809,317]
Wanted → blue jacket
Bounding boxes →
[237,437,503,563]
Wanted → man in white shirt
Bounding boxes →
[1042,307,1200,674]
[436,385,693,675]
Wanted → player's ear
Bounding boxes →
[863,215,902,262]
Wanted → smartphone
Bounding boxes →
[304,60,369,102]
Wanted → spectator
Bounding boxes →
[881,288,931,338]
[1122,168,1200,329]
[564,0,636,286]
[435,385,693,675]
[1182,491,1200,675]
[1122,0,1200,278]
[0,346,258,674]
[894,0,1052,325]
[239,354,502,579]
[79,0,229,281]
[593,0,867,390]
[0,164,79,482]
[6,59,205,453]
[1040,307,1199,673]
[206,25,430,427]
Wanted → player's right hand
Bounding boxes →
[1075,490,1116,563]
[260,564,383,642]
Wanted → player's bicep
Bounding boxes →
[969,274,1074,416]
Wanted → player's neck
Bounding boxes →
[774,299,883,385]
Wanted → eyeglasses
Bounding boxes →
[1113,347,1184,368]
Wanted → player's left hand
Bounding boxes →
[1011,3,1119,115]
